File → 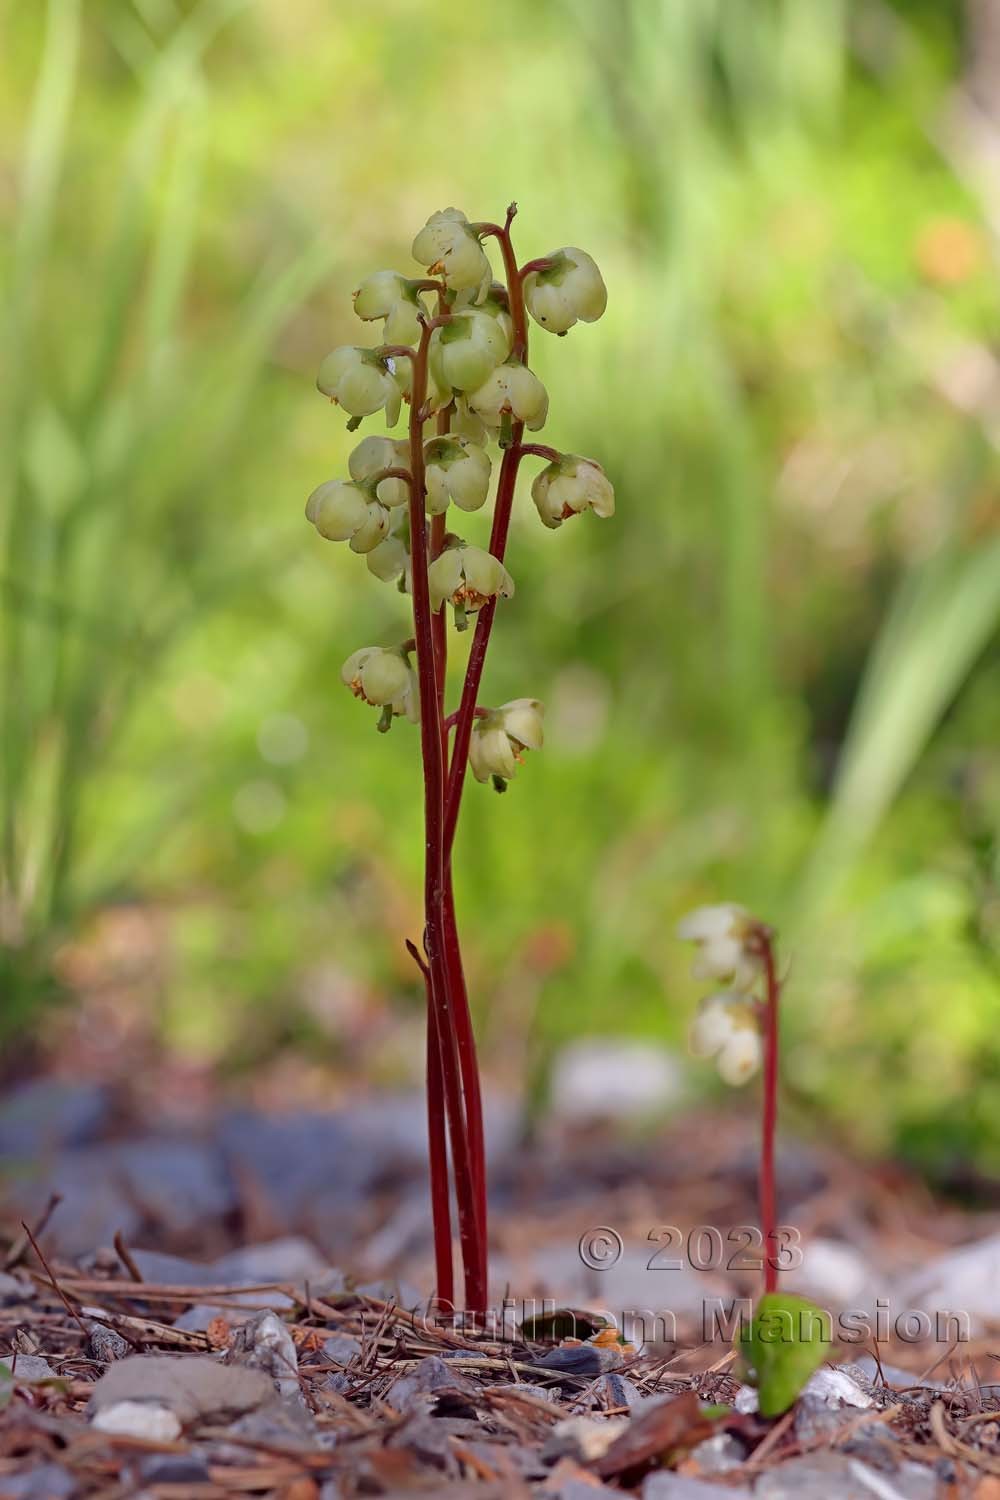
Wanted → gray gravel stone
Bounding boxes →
[225,1310,300,1401]
[2,1355,56,1382]
[0,1461,78,1497]
[89,1354,273,1424]
[755,1450,937,1499]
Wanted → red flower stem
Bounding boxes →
[518,443,560,464]
[408,316,485,1312]
[444,210,531,855]
[419,962,453,1309]
[758,931,780,1295]
[443,440,524,855]
[405,937,452,1306]
[432,389,488,1293]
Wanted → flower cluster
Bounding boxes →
[308,204,612,765]
[677,904,764,1085]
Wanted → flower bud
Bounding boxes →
[468,361,549,432]
[429,310,510,394]
[317,346,402,427]
[531,455,615,530]
[677,903,758,989]
[424,437,491,514]
[352,271,425,346]
[306,480,389,553]
[342,646,418,723]
[717,1027,763,1086]
[348,435,410,508]
[469,698,544,784]
[428,543,514,619]
[687,993,761,1086]
[412,208,492,298]
[523,247,607,334]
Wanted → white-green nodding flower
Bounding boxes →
[348,435,411,508]
[429,310,511,394]
[688,994,762,1087]
[450,399,491,447]
[366,532,411,590]
[453,282,514,348]
[392,353,451,419]
[341,647,418,723]
[424,437,492,514]
[352,271,426,346]
[677,904,759,989]
[317,346,402,427]
[468,361,549,432]
[412,208,492,299]
[522,247,607,335]
[717,1027,764,1086]
[428,543,514,621]
[469,699,544,784]
[531,455,615,530]
[306,480,390,554]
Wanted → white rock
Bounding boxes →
[899,1231,1000,1331]
[733,1364,871,1417]
[786,1237,874,1306]
[541,1414,629,1463]
[804,1365,873,1408]
[549,1040,684,1123]
[92,1401,182,1441]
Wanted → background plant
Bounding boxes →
[3,0,1000,1184]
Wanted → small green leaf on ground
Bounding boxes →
[736,1292,830,1417]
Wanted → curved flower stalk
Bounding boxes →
[678,906,781,1293]
[306,202,610,1313]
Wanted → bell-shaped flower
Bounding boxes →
[717,1027,764,1086]
[688,993,762,1087]
[523,247,608,335]
[348,435,411,508]
[317,346,402,427]
[305,480,390,554]
[428,542,514,623]
[429,310,510,394]
[391,352,450,419]
[412,208,492,298]
[453,282,514,348]
[364,529,406,589]
[450,399,490,446]
[352,271,426,346]
[531,455,615,530]
[424,437,491,514]
[677,903,759,990]
[469,699,544,784]
[341,646,418,724]
[468,361,549,432]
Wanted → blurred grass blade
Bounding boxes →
[802,537,1000,910]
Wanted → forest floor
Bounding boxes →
[0,1057,998,1497]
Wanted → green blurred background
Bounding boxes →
[4,0,1000,1179]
